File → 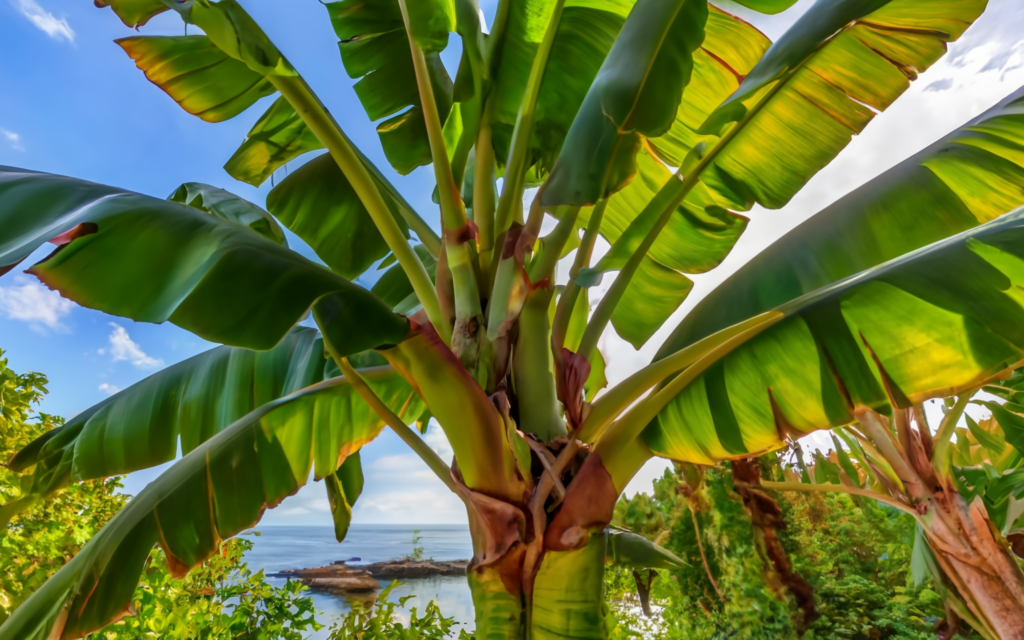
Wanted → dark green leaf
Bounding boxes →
[266,153,410,280]
[372,244,438,312]
[326,451,365,542]
[167,182,287,245]
[9,328,327,498]
[325,0,454,174]
[0,371,423,640]
[541,0,708,205]
[0,166,407,353]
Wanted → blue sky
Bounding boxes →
[1,0,1023,524]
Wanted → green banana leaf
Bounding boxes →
[117,35,277,123]
[490,0,634,170]
[266,153,410,280]
[541,0,708,206]
[589,0,984,350]
[324,0,455,175]
[606,527,686,569]
[5,328,351,503]
[659,85,1024,358]
[0,166,408,353]
[646,205,1024,464]
[95,0,177,29]
[326,450,365,542]
[686,0,986,211]
[223,96,326,187]
[167,181,287,245]
[0,370,422,640]
[728,0,799,13]
[372,244,439,313]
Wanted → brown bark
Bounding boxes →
[731,458,817,627]
[925,488,1024,639]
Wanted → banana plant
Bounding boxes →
[758,377,1024,640]
[3,0,1024,637]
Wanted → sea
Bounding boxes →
[242,525,475,638]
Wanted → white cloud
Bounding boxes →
[0,276,74,332]
[98,382,121,395]
[11,0,74,42]
[1,129,24,151]
[106,323,164,369]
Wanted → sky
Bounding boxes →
[1,0,1023,525]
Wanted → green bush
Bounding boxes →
[607,463,974,640]
[88,537,321,640]
[1,351,320,639]
[327,581,473,640]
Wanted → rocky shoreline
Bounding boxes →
[270,558,469,594]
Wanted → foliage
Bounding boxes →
[3,0,1024,636]
[411,529,425,561]
[607,464,971,639]
[1,352,320,639]
[327,581,473,640]
[86,537,321,640]
[0,351,128,624]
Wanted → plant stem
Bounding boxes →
[268,75,446,341]
[552,199,607,359]
[492,0,567,245]
[475,100,498,272]
[572,65,801,361]
[592,312,785,451]
[526,207,579,285]
[751,480,919,518]
[690,507,724,601]
[581,311,783,442]
[336,358,458,494]
[933,393,972,479]
[398,0,482,355]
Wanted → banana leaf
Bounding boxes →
[647,205,1024,464]
[660,85,1024,358]
[0,370,422,640]
[0,166,408,353]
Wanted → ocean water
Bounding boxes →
[243,525,475,638]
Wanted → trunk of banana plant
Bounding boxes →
[918,488,1024,639]
[851,407,1024,639]
[459,442,619,640]
[462,494,612,640]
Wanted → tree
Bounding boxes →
[608,463,956,639]
[0,351,128,624]
[3,0,1024,637]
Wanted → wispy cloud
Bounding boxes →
[12,0,74,42]
[101,323,164,369]
[1,129,24,151]
[98,382,121,395]
[0,276,74,332]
